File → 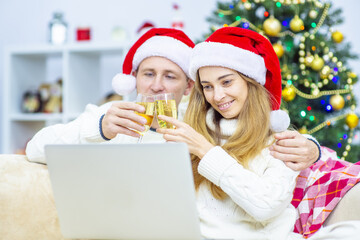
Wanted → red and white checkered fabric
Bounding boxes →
[291,146,360,238]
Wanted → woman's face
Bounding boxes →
[198,66,248,119]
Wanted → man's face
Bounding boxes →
[135,56,194,106]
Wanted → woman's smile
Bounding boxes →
[218,100,234,111]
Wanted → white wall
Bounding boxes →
[0,0,359,153]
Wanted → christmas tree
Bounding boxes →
[205,0,360,162]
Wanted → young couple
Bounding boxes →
[26,28,359,239]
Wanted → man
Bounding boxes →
[25,27,320,169]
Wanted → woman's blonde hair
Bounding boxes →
[183,71,275,199]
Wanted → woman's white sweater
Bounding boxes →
[196,109,299,239]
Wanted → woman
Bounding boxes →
[157,27,301,239]
[157,26,360,240]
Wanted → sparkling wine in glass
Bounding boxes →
[135,94,155,143]
[155,93,177,129]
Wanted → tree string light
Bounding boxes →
[281,80,352,99]
[307,114,347,134]
[215,1,328,38]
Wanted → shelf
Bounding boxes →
[2,43,127,153]
[67,42,129,54]
[6,42,129,54]
[10,113,64,121]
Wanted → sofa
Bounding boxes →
[1,154,360,240]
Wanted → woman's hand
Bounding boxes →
[156,115,214,158]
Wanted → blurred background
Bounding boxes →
[0,0,359,156]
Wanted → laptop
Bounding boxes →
[45,143,202,240]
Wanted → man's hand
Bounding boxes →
[101,102,148,139]
[269,130,320,171]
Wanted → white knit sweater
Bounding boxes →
[196,109,300,239]
[26,103,300,239]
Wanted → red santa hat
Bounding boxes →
[112,28,195,95]
[189,27,290,132]
[136,21,155,36]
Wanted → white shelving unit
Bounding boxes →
[2,42,129,153]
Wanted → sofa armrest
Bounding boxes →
[324,183,360,226]
[0,154,67,240]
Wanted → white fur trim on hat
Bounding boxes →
[189,42,266,84]
[112,73,136,95]
[270,110,290,132]
[132,36,193,78]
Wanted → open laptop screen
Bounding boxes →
[45,143,202,240]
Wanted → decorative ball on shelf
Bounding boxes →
[282,86,296,102]
[263,15,281,37]
[332,30,344,43]
[305,53,314,66]
[273,42,284,58]
[290,15,304,32]
[329,94,345,111]
[309,9,318,19]
[346,113,359,129]
[311,55,325,71]
[320,65,331,79]
[22,90,42,113]
[298,126,308,134]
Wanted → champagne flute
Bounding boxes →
[135,94,155,143]
[155,93,177,129]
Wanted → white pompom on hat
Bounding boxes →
[189,27,290,132]
[112,28,195,95]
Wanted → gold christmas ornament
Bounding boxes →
[320,65,331,79]
[332,31,344,43]
[273,42,284,58]
[298,126,308,134]
[346,113,359,129]
[282,86,296,102]
[311,55,325,71]
[290,15,304,32]
[329,94,345,111]
[309,9,318,19]
[348,72,357,79]
[305,53,314,66]
[263,16,282,37]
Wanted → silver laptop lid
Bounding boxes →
[45,143,202,240]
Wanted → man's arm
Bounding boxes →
[25,103,113,164]
[269,130,320,171]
